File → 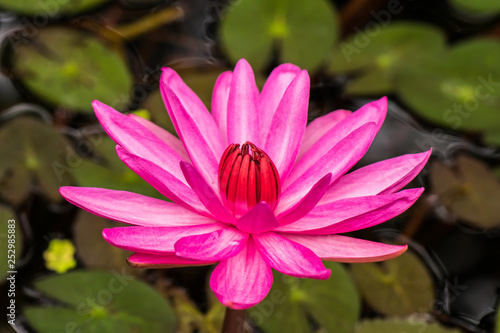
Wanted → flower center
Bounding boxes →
[218,142,281,218]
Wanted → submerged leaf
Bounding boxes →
[72,137,163,199]
[0,117,72,204]
[430,155,500,229]
[73,210,139,276]
[351,251,434,316]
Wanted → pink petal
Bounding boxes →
[281,234,408,262]
[285,97,387,188]
[235,202,279,234]
[116,146,209,215]
[160,68,211,127]
[253,232,331,279]
[180,161,233,222]
[297,109,352,160]
[128,114,190,161]
[320,150,432,204]
[128,253,216,268]
[161,83,223,191]
[211,71,232,144]
[276,188,424,234]
[59,187,215,227]
[92,100,185,181]
[275,173,331,224]
[210,238,272,309]
[278,123,377,212]
[259,63,301,144]
[102,224,225,254]
[175,228,248,261]
[227,59,260,146]
[264,70,309,182]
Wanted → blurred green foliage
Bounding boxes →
[24,270,177,333]
[1,0,500,332]
[351,251,434,316]
[12,28,132,113]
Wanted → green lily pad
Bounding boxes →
[258,262,359,333]
[72,137,163,199]
[74,210,140,276]
[397,38,500,131]
[0,205,22,280]
[12,27,132,112]
[220,0,338,71]
[351,251,434,316]
[450,0,500,14]
[356,318,460,333]
[24,270,177,333]
[484,131,500,146]
[430,155,500,229]
[0,116,72,204]
[0,0,109,15]
[331,22,446,95]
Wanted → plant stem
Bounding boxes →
[221,307,247,333]
[114,6,184,40]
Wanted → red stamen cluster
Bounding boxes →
[218,142,281,217]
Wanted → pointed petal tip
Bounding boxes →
[233,59,255,76]
[318,268,332,280]
[274,63,301,73]
[235,58,251,67]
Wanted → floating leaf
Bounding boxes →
[257,262,359,333]
[397,39,500,131]
[24,270,177,333]
[0,0,109,15]
[0,205,22,280]
[484,131,500,146]
[43,239,77,274]
[220,0,338,71]
[430,155,500,229]
[449,0,500,14]
[72,137,163,199]
[356,318,460,333]
[0,117,72,204]
[331,22,446,95]
[351,251,434,316]
[12,27,132,112]
[73,210,140,276]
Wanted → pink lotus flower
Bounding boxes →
[60,59,430,309]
